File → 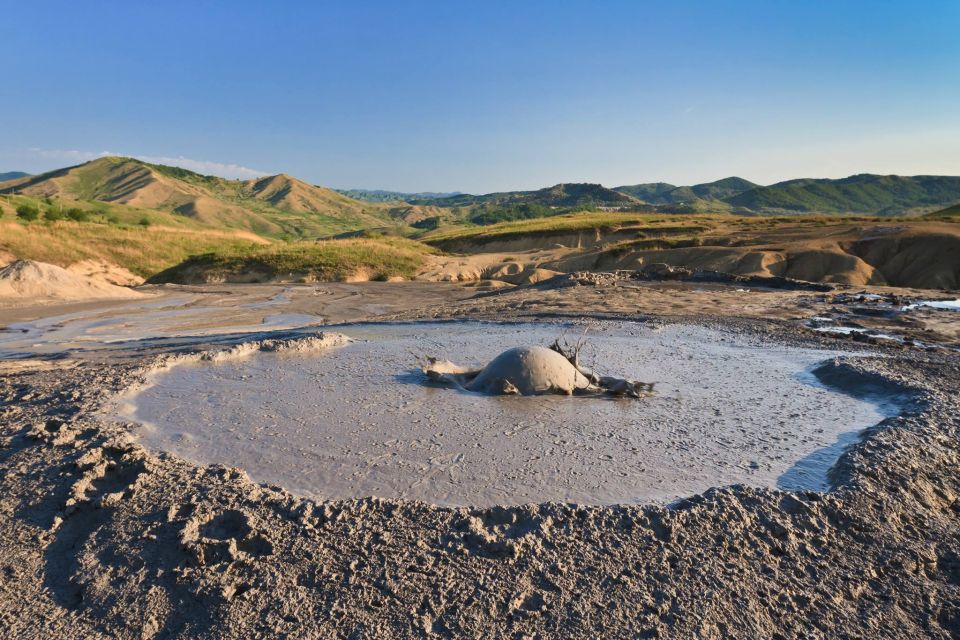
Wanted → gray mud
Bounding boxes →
[0,295,324,357]
[119,322,894,506]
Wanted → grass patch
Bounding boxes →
[0,193,213,230]
[421,212,701,242]
[419,212,729,246]
[149,238,438,284]
[0,220,264,277]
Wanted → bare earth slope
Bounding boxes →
[422,218,960,290]
[0,259,144,302]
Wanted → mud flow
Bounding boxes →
[118,322,899,506]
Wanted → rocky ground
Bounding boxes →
[1,279,958,638]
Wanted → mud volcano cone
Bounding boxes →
[424,343,652,397]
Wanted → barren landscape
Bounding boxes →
[1,272,958,638]
[3,4,960,635]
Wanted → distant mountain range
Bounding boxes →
[3,159,959,241]
[406,183,642,209]
[0,171,30,182]
[407,174,960,216]
[336,188,463,203]
[616,177,758,207]
[615,174,960,215]
[726,174,960,215]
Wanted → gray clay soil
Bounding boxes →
[1,282,958,639]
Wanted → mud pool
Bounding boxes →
[118,322,900,506]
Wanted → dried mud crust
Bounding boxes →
[0,319,958,639]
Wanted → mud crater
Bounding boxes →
[118,322,901,506]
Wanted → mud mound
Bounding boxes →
[425,343,651,397]
[0,259,144,302]
[66,259,145,287]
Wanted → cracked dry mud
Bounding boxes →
[1,283,959,639]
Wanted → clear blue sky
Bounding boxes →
[2,1,958,192]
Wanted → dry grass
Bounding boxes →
[0,221,265,277]
[419,211,902,246]
[420,212,718,243]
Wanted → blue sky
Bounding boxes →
[1,1,958,192]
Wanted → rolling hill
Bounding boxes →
[615,177,757,206]
[410,183,643,209]
[0,157,392,238]
[928,202,960,219]
[613,182,678,202]
[0,171,29,182]
[615,174,960,215]
[726,174,960,215]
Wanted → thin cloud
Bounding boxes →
[26,148,268,179]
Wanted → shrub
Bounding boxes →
[412,216,441,230]
[138,216,152,227]
[66,208,90,222]
[44,208,65,222]
[15,204,40,221]
[469,202,554,225]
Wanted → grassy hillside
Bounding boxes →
[409,183,642,209]
[614,182,677,202]
[149,237,438,284]
[0,157,394,239]
[927,203,960,219]
[615,174,960,215]
[690,177,758,200]
[728,174,960,215]
[0,219,264,277]
[0,190,441,281]
[420,211,713,245]
[614,177,756,206]
[398,183,648,228]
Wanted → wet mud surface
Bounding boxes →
[122,322,893,506]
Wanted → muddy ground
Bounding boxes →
[1,279,958,638]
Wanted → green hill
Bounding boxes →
[414,183,642,209]
[617,174,960,215]
[0,171,29,183]
[727,174,960,215]
[689,177,758,200]
[0,157,393,238]
[614,177,756,207]
[926,202,960,219]
[612,182,677,202]
[413,183,647,226]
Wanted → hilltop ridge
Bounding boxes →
[0,157,391,238]
[407,182,642,209]
[3,159,960,248]
[616,174,960,215]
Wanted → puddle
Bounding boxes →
[0,296,323,357]
[241,289,292,309]
[117,321,899,507]
[809,324,900,341]
[901,298,960,312]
